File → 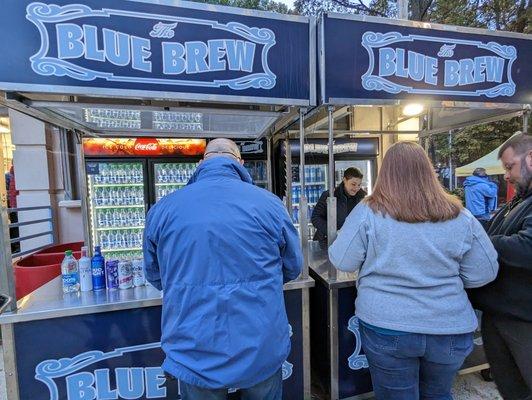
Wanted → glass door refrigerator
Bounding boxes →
[290,164,328,239]
[235,139,268,189]
[275,137,379,239]
[334,160,374,193]
[83,138,206,258]
[85,160,147,260]
[150,160,199,203]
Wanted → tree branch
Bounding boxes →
[330,0,387,16]
[420,0,435,21]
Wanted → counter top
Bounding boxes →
[308,241,358,288]
[0,275,314,324]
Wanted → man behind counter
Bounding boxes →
[311,167,366,248]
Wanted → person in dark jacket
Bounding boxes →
[311,167,366,248]
[464,167,498,222]
[144,138,302,400]
[468,132,532,400]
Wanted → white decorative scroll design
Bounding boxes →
[26,2,277,90]
[35,342,162,400]
[361,31,516,98]
[347,316,369,370]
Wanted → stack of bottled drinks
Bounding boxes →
[155,163,196,184]
[94,164,143,184]
[61,245,147,294]
[94,186,144,206]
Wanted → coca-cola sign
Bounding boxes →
[134,139,159,155]
[83,138,206,157]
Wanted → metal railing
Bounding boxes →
[7,205,56,258]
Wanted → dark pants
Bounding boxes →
[482,313,532,400]
[180,368,283,400]
[360,325,474,400]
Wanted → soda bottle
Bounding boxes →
[91,246,106,291]
[79,246,93,292]
[61,250,80,293]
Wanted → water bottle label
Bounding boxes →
[62,273,78,286]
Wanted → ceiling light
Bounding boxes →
[402,104,424,117]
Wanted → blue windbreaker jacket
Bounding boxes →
[464,175,498,218]
[143,157,302,389]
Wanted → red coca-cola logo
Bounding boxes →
[133,138,160,155]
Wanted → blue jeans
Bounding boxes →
[360,325,474,400]
[180,368,283,400]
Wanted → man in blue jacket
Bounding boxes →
[464,167,498,222]
[143,138,302,400]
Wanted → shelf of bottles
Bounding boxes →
[290,165,328,226]
[88,162,145,259]
[244,160,268,188]
[155,162,198,202]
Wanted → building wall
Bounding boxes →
[9,110,84,253]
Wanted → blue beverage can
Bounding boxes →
[91,246,106,291]
[105,259,119,290]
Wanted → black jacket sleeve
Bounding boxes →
[311,190,329,238]
[491,214,532,271]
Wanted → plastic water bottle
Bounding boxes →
[91,246,106,291]
[310,166,316,182]
[79,246,93,292]
[61,250,80,293]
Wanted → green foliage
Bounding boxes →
[432,117,524,167]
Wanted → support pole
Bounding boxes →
[398,0,408,19]
[0,206,16,312]
[266,136,273,192]
[448,130,453,191]
[298,108,309,279]
[75,131,90,249]
[285,133,293,214]
[327,106,337,281]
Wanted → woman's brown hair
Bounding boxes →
[365,141,463,223]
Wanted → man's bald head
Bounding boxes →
[204,138,242,161]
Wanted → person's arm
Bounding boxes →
[491,214,532,270]
[459,216,499,288]
[328,204,369,272]
[486,182,498,212]
[477,181,498,199]
[311,191,329,238]
[279,207,303,283]
[143,207,162,290]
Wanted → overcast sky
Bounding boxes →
[277,0,296,9]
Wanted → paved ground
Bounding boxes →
[0,343,501,400]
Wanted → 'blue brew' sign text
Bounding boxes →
[322,14,531,104]
[27,2,276,91]
[362,31,516,97]
[0,0,311,105]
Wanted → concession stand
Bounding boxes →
[0,3,530,400]
[303,13,531,399]
[0,1,315,399]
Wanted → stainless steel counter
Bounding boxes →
[308,241,358,288]
[0,276,314,324]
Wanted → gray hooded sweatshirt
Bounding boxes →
[329,203,499,334]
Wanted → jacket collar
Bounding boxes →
[187,157,253,185]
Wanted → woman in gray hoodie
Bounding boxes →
[329,141,499,400]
